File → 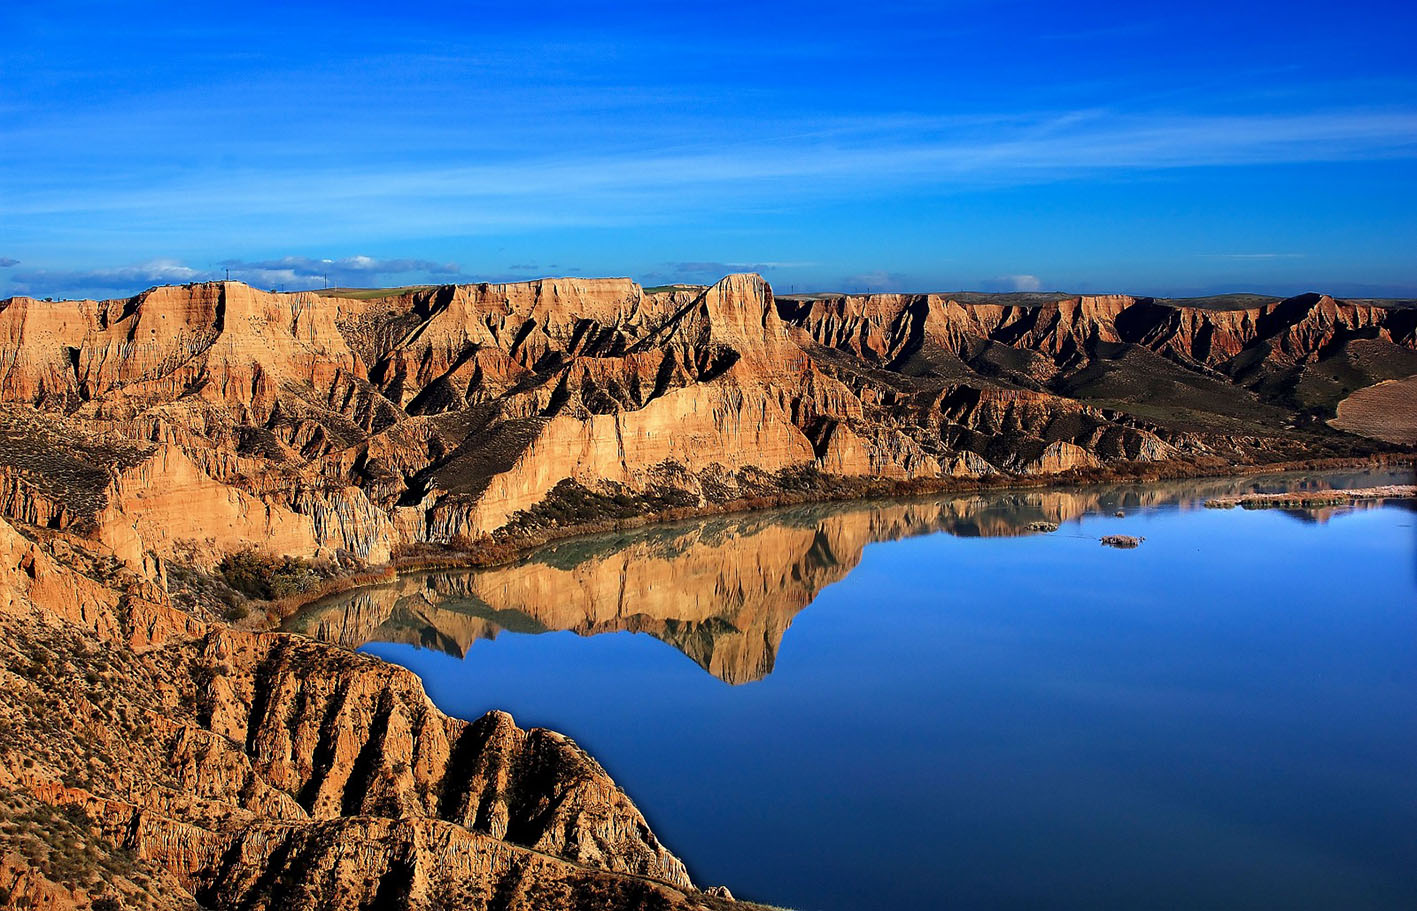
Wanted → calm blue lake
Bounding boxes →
[295,469,1417,910]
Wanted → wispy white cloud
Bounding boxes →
[983,274,1044,292]
[840,270,910,293]
[1199,253,1307,260]
[10,259,200,294]
[4,109,1415,237]
[218,255,461,289]
[6,255,463,298]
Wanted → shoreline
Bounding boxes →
[261,451,1415,625]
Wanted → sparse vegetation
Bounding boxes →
[0,788,164,909]
[508,479,700,530]
[643,283,705,294]
[1205,485,1416,510]
[218,550,339,601]
[1331,375,1417,445]
[165,560,252,622]
[316,285,436,300]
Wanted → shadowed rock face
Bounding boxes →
[291,470,1407,685]
[1,277,1410,572]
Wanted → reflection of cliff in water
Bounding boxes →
[287,467,1413,684]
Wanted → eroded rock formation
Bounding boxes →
[2,278,1410,575]
[0,515,758,910]
[1,273,1412,908]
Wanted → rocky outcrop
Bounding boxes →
[0,516,757,909]
[777,291,1416,375]
[1022,440,1103,475]
[1,278,1408,573]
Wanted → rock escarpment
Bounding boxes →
[1,277,1409,574]
[0,515,758,910]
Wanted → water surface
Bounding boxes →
[291,469,1417,910]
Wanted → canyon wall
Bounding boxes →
[2,272,1412,909]
[0,277,1411,577]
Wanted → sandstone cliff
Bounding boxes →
[1,278,1410,578]
[1,272,1411,909]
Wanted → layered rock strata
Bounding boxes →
[1,272,1411,908]
[0,278,1410,574]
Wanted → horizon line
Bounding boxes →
[5,275,1414,306]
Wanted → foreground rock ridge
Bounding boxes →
[0,514,758,909]
[0,273,1412,908]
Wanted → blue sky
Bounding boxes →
[3,0,1415,299]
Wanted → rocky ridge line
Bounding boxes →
[0,277,1410,581]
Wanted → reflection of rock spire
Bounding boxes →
[293,514,855,684]
[288,469,1406,683]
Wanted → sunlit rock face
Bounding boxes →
[2,277,1411,573]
